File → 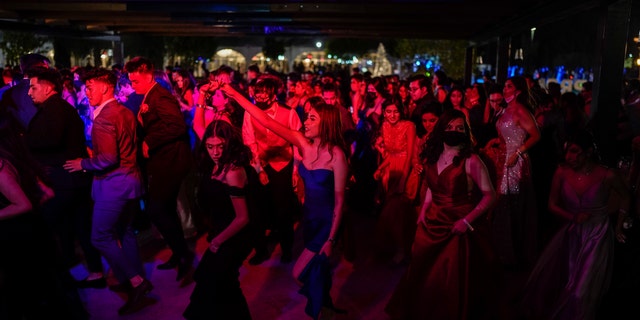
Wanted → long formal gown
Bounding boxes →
[376,120,417,258]
[385,157,498,320]
[378,120,414,194]
[184,167,254,320]
[491,110,538,267]
[521,169,614,320]
[296,163,337,319]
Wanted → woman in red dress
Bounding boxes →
[386,109,498,319]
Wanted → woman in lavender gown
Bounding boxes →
[521,130,629,320]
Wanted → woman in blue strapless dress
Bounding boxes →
[216,80,349,319]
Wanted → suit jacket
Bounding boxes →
[81,100,142,201]
[26,94,91,189]
[138,83,191,176]
[1,79,38,133]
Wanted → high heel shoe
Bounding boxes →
[176,252,195,281]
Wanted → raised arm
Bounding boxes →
[219,82,308,150]
[193,84,211,140]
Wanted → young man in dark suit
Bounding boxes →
[64,68,151,315]
[124,57,194,280]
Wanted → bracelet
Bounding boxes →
[516,149,524,158]
[462,218,474,232]
[196,104,214,110]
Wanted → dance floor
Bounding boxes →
[72,211,409,320]
[71,208,636,320]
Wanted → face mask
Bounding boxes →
[255,98,273,110]
[442,131,467,146]
[504,94,515,104]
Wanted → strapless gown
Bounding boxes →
[298,163,335,252]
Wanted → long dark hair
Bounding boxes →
[379,96,407,125]
[508,76,534,113]
[0,111,47,208]
[197,120,252,176]
[421,109,474,165]
[563,129,600,162]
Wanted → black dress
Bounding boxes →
[183,168,255,320]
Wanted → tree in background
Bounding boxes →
[164,36,218,68]
[394,39,467,80]
[0,31,46,67]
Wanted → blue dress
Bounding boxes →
[298,163,335,252]
[297,163,337,319]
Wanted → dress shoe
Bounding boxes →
[176,252,195,281]
[109,282,133,293]
[75,277,107,289]
[118,279,153,315]
[156,255,180,270]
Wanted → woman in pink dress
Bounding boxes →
[373,98,417,265]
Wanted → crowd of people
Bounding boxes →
[1,52,640,319]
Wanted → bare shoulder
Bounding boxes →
[599,165,619,180]
[331,145,347,162]
[225,165,248,188]
[467,153,485,166]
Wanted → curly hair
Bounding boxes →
[421,109,475,165]
[197,120,252,176]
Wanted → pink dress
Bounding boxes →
[379,120,414,194]
[375,120,417,259]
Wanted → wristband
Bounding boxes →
[462,218,474,232]
[196,104,214,110]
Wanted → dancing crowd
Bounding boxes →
[1,52,640,319]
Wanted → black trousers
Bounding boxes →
[40,185,103,273]
[146,165,191,259]
[253,161,300,256]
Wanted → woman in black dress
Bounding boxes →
[184,120,257,320]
